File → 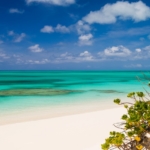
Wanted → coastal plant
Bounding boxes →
[101,85,150,149]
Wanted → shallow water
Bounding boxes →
[0,71,149,115]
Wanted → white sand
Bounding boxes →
[0,107,126,150]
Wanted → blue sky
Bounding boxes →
[0,0,150,70]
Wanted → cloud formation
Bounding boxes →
[9,8,24,14]
[58,51,95,62]
[103,46,131,57]
[14,33,26,43]
[26,0,75,6]
[78,51,94,61]
[41,24,70,33]
[75,20,91,35]
[28,44,43,52]
[55,24,70,33]
[2,44,150,65]
[41,26,54,33]
[135,48,141,53]
[27,59,49,64]
[8,31,26,43]
[25,44,150,64]
[83,1,150,24]
[98,45,131,58]
[78,33,93,46]
[41,21,92,37]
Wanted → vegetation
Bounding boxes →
[101,84,150,150]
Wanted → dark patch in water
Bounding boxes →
[91,89,124,94]
[0,75,43,78]
[53,81,104,87]
[0,88,84,96]
[103,80,130,83]
[0,79,65,85]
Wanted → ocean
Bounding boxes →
[0,71,149,124]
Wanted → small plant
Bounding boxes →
[101,91,150,150]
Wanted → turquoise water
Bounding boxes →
[0,71,149,114]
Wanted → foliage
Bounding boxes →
[101,90,150,150]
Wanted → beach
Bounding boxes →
[1,0,150,148]
[0,107,126,150]
[0,71,144,150]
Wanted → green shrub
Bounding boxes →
[101,91,150,150]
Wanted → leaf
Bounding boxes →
[114,99,121,104]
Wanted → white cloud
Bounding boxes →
[78,33,93,46]
[26,0,75,6]
[41,25,54,33]
[79,34,93,41]
[135,48,141,52]
[28,44,43,53]
[59,52,74,61]
[41,21,91,35]
[8,31,26,42]
[103,45,131,57]
[9,8,24,14]
[41,24,69,33]
[55,24,70,33]
[83,1,150,24]
[75,20,91,35]
[133,45,150,60]
[58,51,95,62]
[79,51,90,57]
[14,33,26,43]
[27,59,49,64]
[78,51,94,61]
[7,44,150,64]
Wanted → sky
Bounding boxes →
[0,0,150,70]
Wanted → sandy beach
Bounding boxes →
[0,107,126,150]
[0,71,142,149]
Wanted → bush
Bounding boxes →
[101,91,150,150]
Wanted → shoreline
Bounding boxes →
[0,99,119,125]
[0,95,131,126]
[0,107,126,150]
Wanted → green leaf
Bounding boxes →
[124,105,128,108]
[114,99,121,104]
[122,114,128,120]
[136,92,144,97]
[127,92,135,98]
[101,143,110,150]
